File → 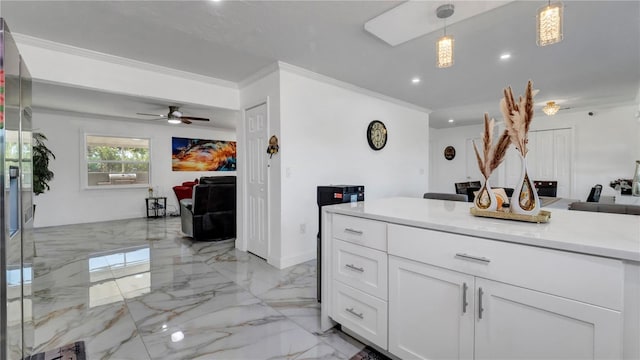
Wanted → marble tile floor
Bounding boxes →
[30,216,365,360]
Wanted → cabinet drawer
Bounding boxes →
[332,214,387,251]
[388,224,624,310]
[333,239,388,300]
[332,281,388,349]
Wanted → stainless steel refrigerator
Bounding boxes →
[0,18,34,360]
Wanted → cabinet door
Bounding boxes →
[474,278,622,360]
[389,256,474,360]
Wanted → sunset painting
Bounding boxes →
[172,137,236,171]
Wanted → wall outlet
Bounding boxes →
[299,223,306,234]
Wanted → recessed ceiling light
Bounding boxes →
[500,53,511,60]
[448,119,454,123]
[171,331,185,342]
[411,77,421,84]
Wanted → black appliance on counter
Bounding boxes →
[317,185,365,302]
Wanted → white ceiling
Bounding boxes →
[2,1,639,129]
[32,82,239,130]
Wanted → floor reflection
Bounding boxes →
[89,246,150,307]
[30,217,364,359]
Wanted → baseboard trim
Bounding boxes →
[269,250,316,269]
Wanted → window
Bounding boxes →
[85,135,150,188]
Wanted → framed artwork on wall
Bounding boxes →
[172,137,237,171]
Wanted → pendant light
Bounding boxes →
[542,101,560,116]
[537,1,563,46]
[436,4,455,68]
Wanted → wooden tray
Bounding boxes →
[470,207,551,223]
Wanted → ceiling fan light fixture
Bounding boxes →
[436,4,455,68]
[537,1,563,46]
[543,101,560,116]
[167,119,182,124]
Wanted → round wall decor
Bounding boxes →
[367,120,388,150]
[444,146,456,160]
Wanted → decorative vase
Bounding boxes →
[474,177,498,211]
[511,153,540,215]
[632,160,640,197]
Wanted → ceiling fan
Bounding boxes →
[136,106,210,124]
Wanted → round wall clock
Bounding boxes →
[444,146,456,160]
[367,120,387,150]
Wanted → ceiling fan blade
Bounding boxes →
[180,116,210,121]
[181,118,193,125]
[137,112,166,117]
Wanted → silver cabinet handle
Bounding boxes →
[346,307,364,319]
[345,264,364,273]
[462,282,468,313]
[344,228,363,235]
[455,253,491,264]
[478,287,484,320]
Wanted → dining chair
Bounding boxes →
[534,181,558,197]
[454,182,469,195]
[424,192,468,202]
[586,184,603,202]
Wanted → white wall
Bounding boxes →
[429,124,484,193]
[33,109,236,227]
[276,68,430,268]
[529,104,639,200]
[430,104,640,200]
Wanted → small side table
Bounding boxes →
[146,197,167,218]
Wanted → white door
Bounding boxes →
[474,278,622,360]
[389,256,475,360]
[465,137,482,181]
[503,146,521,190]
[503,128,573,198]
[533,130,554,181]
[553,129,572,198]
[245,103,269,259]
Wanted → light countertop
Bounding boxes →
[324,197,640,262]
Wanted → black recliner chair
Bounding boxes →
[180,176,236,241]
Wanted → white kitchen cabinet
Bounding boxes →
[475,277,622,359]
[333,239,387,300]
[389,256,474,360]
[329,214,388,349]
[332,281,388,348]
[387,224,623,359]
[388,256,622,360]
[321,198,638,359]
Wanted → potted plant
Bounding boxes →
[33,132,55,195]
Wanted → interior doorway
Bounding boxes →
[244,102,269,259]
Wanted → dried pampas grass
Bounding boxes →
[501,80,535,156]
[473,113,511,179]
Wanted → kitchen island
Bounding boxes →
[320,197,640,359]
